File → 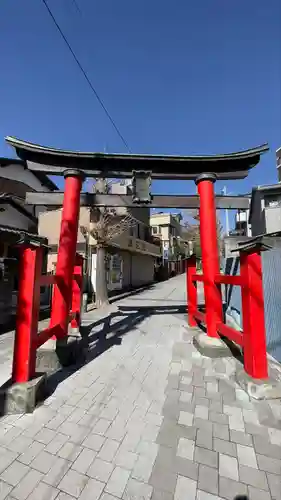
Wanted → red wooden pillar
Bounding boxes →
[50,169,84,338]
[196,173,223,337]
[12,246,43,383]
[240,248,268,379]
[186,255,197,327]
[70,253,83,330]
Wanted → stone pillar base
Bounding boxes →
[193,332,232,358]
[236,369,281,400]
[36,334,88,374]
[0,374,47,415]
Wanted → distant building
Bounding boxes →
[249,184,281,236]
[149,212,185,260]
[0,157,56,324]
[230,209,252,237]
[39,180,161,298]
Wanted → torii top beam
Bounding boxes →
[5,137,269,181]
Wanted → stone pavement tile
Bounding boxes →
[257,454,281,475]
[153,446,174,470]
[58,468,89,498]
[27,481,59,500]
[34,427,57,445]
[253,435,281,460]
[31,450,61,474]
[245,422,269,437]
[195,406,209,420]
[174,475,197,500]
[196,492,224,500]
[46,414,68,431]
[136,442,158,461]
[123,478,153,500]
[266,472,281,500]
[228,414,245,432]
[173,456,199,481]
[0,460,29,486]
[149,464,177,494]
[43,456,71,487]
[268,428,281,446]
[194,447,218,469]
[141,424,160,443]
[193,397,209,408]
[132,455,156,483]
[72,447,96,474]
[213,438,237,457]
[97,439,120,462]
[87,458,114,483]
[208,401,222,413]
[239,465,269,491]
[194,418,213,433]
[45,433,70,455]
[79,478,105,500]
[248,486,271,500]
[113,446,138,470]
[218,453,239,481]
[198,464,218,495]
[101,494,119,500]
[83,433,106,452]
[178,411,193,427]
[230,430,253,447]
[0,480,12,500]
[11,468,43,500]
[176,437,194,460]
[212,423,229,441]
[218,477,248,500]
[151,489,173,500]
[105,466,130,498]
[92,419,112,436]
[58,442,82,462]
[4,435,33,455]
[196,429,213,451]
[122,431,141,452]
[242,409,260,425]
[0,426,23,446]
[237,444,258,469]
[0,446,19,474]
[209,412,228,425]
[17,441,45,466]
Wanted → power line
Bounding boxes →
[41,0,131,152]
[71,0,82,15]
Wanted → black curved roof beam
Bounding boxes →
[5,136,269,180]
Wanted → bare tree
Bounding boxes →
[80,178,138,308]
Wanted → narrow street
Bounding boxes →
[0,275,280,500]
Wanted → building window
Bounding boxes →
[264,194,281,208]
[151,226,158,234]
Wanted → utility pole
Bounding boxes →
[222,186,229,236]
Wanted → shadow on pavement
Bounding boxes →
[44,304,189,398]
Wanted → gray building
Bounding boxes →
[249,184,281,236]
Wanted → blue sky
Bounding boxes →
[1,0,281,220]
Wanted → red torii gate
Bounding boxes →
[5,137,269,393]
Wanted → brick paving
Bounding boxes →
[0,275,281,499]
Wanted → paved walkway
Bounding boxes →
[0,275,281,500]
